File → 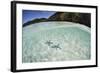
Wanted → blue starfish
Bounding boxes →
[51,44,61,50]
[45,40,53,46]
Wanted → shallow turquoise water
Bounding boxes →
[22,22,91,63]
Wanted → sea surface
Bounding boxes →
[22,21,91,63]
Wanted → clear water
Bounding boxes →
[22,22,91,63]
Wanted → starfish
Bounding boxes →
[51,44,61,50]
[45,40,53,46]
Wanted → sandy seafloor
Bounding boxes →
[22,21,91,63]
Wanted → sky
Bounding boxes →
[22,10,56,24]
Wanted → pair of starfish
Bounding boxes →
[45,40,61,49]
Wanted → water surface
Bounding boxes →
[22,22,91,63]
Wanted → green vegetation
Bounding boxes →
[23,12,90,27]
[23,18,47,27]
